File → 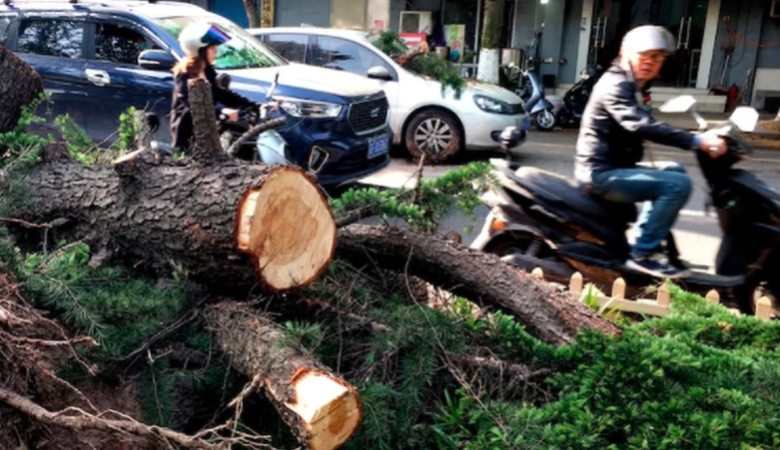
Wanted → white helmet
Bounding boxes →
[621,25,676,54]
[179,22,231,57]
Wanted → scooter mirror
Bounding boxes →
[729,106,760,132]
[499,127,525,159]
[658,95,697,114]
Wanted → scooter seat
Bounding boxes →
[511,167,637,224]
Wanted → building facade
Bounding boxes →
[195,0,779,112]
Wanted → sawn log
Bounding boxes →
[18,144,336,292]
[336,224,622,345]
[206,301,361,450]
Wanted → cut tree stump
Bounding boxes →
[336,225,621,345]
[206,301,361,450]
[0,46,44,133]
[17,144,335,291]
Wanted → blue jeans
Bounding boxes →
[589,162,692,257]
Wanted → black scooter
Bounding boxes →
[556,65,604,128]
[472,97,780,313]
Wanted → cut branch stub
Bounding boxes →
[206,302,361,450]
[236,167,336,291]
[188,77,226,162]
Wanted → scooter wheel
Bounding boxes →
[534,110,557,132]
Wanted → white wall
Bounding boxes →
[367,0,390,30]
[752,68,780,109]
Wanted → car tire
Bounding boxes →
[405,109,462,163]
[534,109,556,132]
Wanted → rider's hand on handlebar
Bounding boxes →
[222,108,239,122]
[261,101,280,113]
[697,133,727,159]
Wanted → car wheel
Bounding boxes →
[534,109,556,132]
[405,110,462,163]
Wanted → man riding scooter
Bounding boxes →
[575,25,728,279]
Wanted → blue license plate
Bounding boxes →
[368,134,389,159]
[522,118,532,131]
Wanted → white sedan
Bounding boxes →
[248,27,530,163]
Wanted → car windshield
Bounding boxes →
[153,15,284,70]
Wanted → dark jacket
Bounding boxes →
[574,62,696,183]
[170,64,254,152]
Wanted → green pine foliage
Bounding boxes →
[330,161,494,230]
[55,106,138,164]
[0,93,50,217]
[118,106,141,152]
[21,242,190,358]
[430,290,780,450]
[372,29,466,99]
[0,92,50,159]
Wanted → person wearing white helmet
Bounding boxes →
[169,22,256,152]
[574,25,728,279]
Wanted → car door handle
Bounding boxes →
[86,69,111,87]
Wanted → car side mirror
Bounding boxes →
[138,50,177,71]
[367,66,393,81]
[216,73,231,90]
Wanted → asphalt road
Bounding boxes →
[357,129,780,269]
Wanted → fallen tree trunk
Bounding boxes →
[206,301,361,450]
[17,144,335,291]
[0,46,44,133]
[336,225,621,345]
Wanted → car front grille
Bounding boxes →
[508,103,526,115]
[348,96,389,134]
[325,148,386,175]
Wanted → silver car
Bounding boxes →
[249,27,530,163]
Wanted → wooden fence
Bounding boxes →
[529,268,773,321]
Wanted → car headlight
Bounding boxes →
[276,96,343,118]
[474,95,512,114]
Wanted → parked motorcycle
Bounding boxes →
[504,62,559,132]
[472,96,780,314]
[556,65,604,128]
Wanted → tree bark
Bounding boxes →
[17,144,336,292]
[206,301,361,450]
[477,0,506,84]
[0,46,44,133]
[188,78,226,162]
[242,0,261,28]
[336,225,622,345]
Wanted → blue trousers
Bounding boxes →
[590,162,692,257]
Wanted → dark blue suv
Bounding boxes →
[0,0,391,188]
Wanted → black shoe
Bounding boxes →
[626,253,691,279]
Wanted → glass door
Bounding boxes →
[588,0,709,87]
[650,0,709,87]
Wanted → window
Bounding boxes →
[152,15,283,70]
[17,19,84,59]
[0,16,11,46]
[263,34,307,63]
[94,23,154,65]
[311,36,393,78]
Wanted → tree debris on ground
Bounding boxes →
[3,45,780,450]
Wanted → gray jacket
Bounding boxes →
[574,62,696,183]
